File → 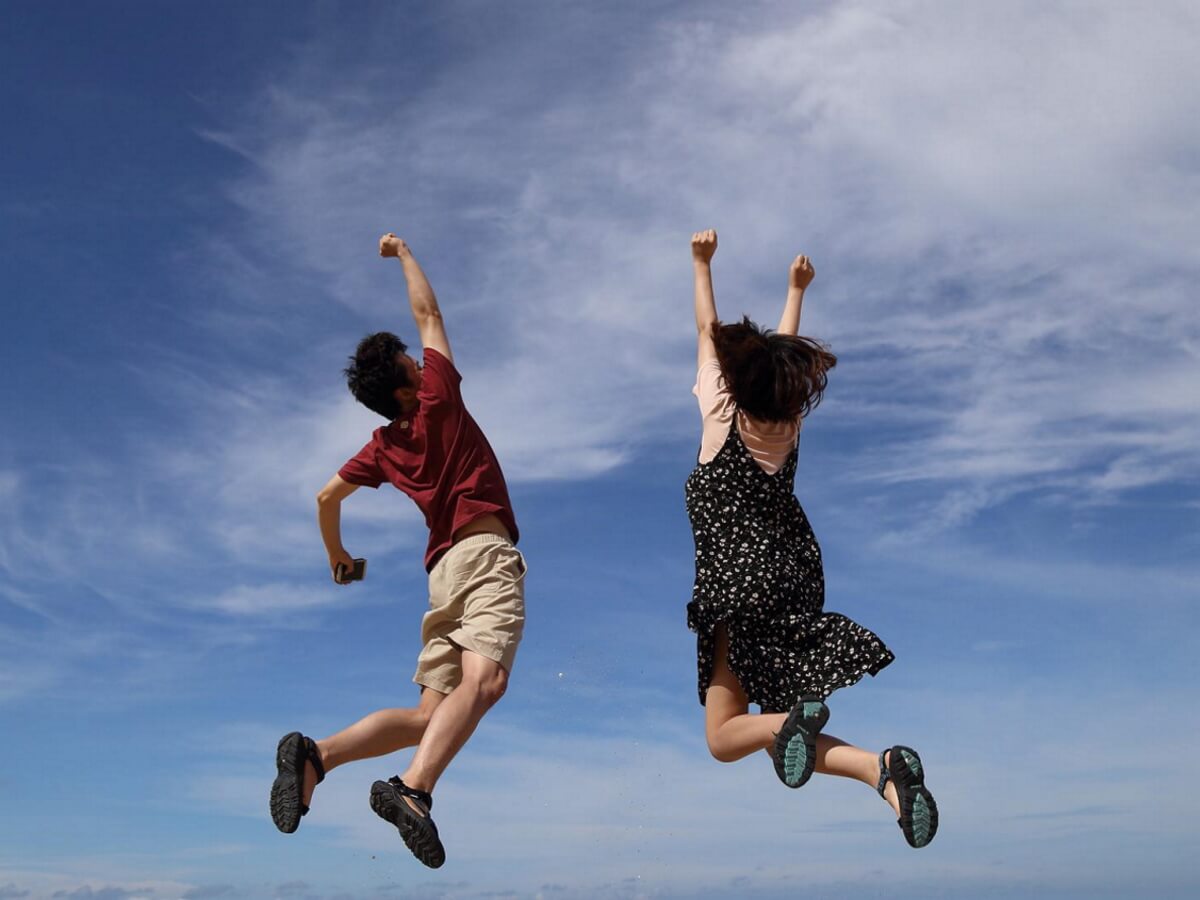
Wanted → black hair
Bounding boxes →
[344,332,412,420]
[711,317,837,421]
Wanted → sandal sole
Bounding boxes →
[772,698,829,788]
[370,779,446,869]
[270,731,307,834]
[890,745,939,848]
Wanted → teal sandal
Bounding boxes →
[772,696,829,788]
[878,745,938,848]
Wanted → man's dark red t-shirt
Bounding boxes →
[338,348,519,571]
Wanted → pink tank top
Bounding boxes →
[693,359,800,475]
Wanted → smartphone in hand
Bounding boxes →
[335,558,367,584]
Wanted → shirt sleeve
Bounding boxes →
[338,437,384,488]
[692,359,735,463]
[693,359,732,420]
[419,347,464,407]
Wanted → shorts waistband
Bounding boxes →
[452,532,514,550]
[430,532,516,573]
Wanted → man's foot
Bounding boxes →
[270,732,325,834]
[877,746,939,848]
[370,776,446,868]
[772,697,830,788]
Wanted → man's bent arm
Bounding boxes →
[317,474,360,580]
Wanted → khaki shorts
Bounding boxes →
[413,533,527,694]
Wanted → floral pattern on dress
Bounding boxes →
[685,423,895,712]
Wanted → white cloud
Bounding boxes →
[2,0,1195,733]
[3,7,1198,897]
[10,0,1196,708]
[176,0,1200,541]
[178,675,1195,898]
[203,581,343,616]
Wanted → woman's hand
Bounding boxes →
[691,229,718,264]
[789,254,815,291]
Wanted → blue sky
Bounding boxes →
[2,1,1199,897]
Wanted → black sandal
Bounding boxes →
[370,776,446,869]
[877,745,938,848]
[270,731,325,834]
[772,696,829,788]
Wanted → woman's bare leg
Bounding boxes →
[301,688,446,806]
[814,736,901,816]
[703,626,902,815]
[704,626,788,761]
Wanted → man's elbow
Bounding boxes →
[414,307,443,328]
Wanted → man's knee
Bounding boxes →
[416,704,436,729]
[461,662,508,708]
[415,688,443,728]
[476,669,508,707]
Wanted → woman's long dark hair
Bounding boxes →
[712,317,837,421]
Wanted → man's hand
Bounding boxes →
[329,548,356,585]
[691,229,718,264]
[790,254,815,291]
[379,232,411,259]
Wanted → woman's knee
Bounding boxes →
[705,731,739,763]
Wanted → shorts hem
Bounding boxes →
[412,672,456,695]
[446,628,519,673]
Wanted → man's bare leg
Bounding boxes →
[301,688,446,807]
[398,649,507,797]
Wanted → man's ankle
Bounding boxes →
[399,771,433,794]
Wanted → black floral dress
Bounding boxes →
[686,422,894,712]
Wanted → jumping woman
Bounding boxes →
[686,229,937,849]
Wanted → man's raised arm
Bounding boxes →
[379,233,453,362]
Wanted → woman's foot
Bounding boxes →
[772,697,830,788]
[877,746,938,848]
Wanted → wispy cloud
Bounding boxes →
[178,0,1200,537]
[2,4,1198,896]
[173,673,1194,899]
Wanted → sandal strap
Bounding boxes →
[304,737,326,784]
[389,776,433,812]
[876,749,891,797]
